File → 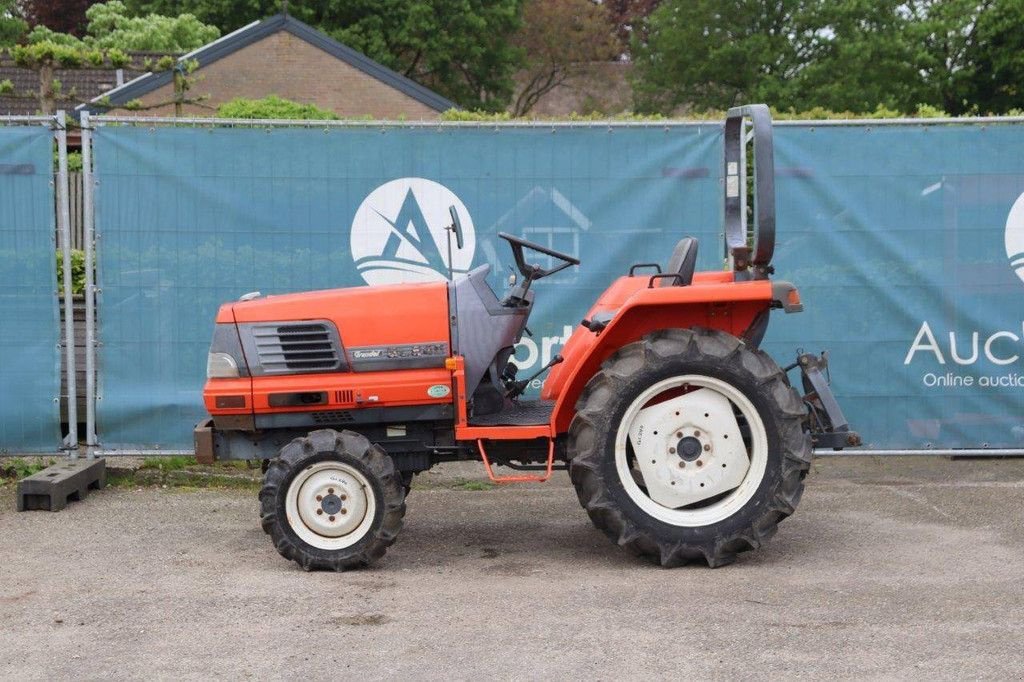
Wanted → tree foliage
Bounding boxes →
[511,0,620,116]
[632,0,815,113]
[605,0,661,47]
[633,0,1024,116]
[20,0,99,36]
[26,1,219,52]
[125,0,525,111]
[0,0,28,47]
[217,95,339,120]
[7,3,216,114]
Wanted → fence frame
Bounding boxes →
[82,113,1024,457]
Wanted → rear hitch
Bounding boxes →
[787,351,862,450]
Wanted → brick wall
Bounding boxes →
[118,31,442,119]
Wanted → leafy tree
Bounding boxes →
[126,0,525,111]
[0,0,27,46]
[511,0,620,116]
[10,41,91,113]
[792,0,930,113]
[27,1,219,52]
[123,0,292,32]
[20,0,99,36]
[217,95,339,119]
[632,0,817,113]
[326,1,524,112]
[958,0,1024,114]
[8,3,217,114]
[606,0,661,47]
[631,0,1024,116]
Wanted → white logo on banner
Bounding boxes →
[902,192,1024,397]
[1005,191,1024,285]
[350,178,475,285]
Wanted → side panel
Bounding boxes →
[249,368,454,415]
[546,280,773,432]
[0,125,61,453]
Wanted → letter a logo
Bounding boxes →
[351,178,475,285]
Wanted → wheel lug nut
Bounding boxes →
[696,460,704,467]
[329,515,336,522]
[694,430,701,437]
[316,495,323,501]
[316,509,323,515]
[328,488,334,494]
[340,494,347,501]
[678,461,685,468]
[341,509,347,515]
[669,447,676,454]
[675,432,682,438]
[703,444,711,451]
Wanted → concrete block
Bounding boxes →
[16,458,106,512]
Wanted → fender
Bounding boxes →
[544,277,777,433]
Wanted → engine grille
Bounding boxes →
[252,322,343,375]
[311,410,355,424]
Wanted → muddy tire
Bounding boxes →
[259,429,405,571]
[567,328,811,567]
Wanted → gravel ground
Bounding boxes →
[1,456,1022,680]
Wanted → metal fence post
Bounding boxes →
[55,110,78,456]
[80,111,97,456]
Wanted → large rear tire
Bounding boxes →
[259,429,406,571]
[567,328,810,567]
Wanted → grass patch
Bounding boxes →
[141,456,196,472]
[0,458,54,480]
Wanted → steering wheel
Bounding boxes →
[498,232,580,280]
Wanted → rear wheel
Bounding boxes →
[259,429,405,571]
[567,328,810,567]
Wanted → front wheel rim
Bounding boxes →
[285,460,377,550]
[614,374,769,528]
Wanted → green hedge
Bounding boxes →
[56,249,85,296]
[216,96,339,121]
[440,103,1022,122]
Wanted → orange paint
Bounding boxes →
[205,271,778,452]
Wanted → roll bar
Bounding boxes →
[724,104,775,279]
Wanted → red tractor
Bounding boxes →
[196,105,859,570]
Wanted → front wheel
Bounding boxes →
[259,429,406,571]
[567,328,811,567]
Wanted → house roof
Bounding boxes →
[77,13,457,115]
[0,57,153,116]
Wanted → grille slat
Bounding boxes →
[252,322,342,374]
[312,410,354,424]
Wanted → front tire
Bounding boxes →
[259,429,406,571]
[567,328,810,567]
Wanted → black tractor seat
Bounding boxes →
[662,237,699,286]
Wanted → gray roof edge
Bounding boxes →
[78,13,457,115]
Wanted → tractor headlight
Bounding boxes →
[206,323,249,379]
[207,352,239,378]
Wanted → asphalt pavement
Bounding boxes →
[1,456,1022,680]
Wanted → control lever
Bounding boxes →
[506,355,564,400]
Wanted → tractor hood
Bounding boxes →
[215,281,453,358]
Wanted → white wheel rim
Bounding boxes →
[285,460,377,550]
[614,374,769,527]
